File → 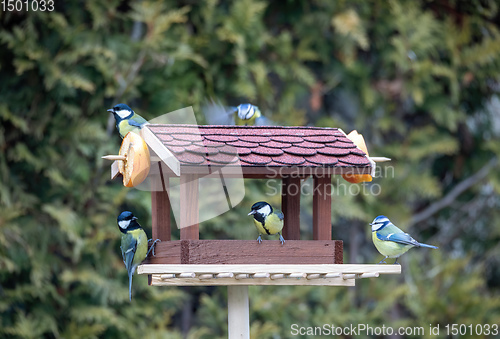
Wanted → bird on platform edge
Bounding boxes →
[117,211,159,301]
[248,201,285,244]
[370,215,438,264]
[108,103,148,138]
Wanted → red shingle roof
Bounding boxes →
[147,125,371,168]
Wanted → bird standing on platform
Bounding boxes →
[370,215,438,264]
[117,211,159,301]
[108,103,148,138]
[248,201,285,244]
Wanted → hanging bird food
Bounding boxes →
[102,132,151,187]
[342,130,373,183]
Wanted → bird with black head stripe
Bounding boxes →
[248,201,285,244]
[108,103,148,138]
[117,211,159,300]
[370,215,438,264]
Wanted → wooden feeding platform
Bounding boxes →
[139,263,401,286]
[144,240,344,265]
[106,123,397,338]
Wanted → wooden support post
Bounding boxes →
[312,175,332,240]
[149,164,171,285]
[180,174,199,240]
[281,177,301,240]
[151,169,170,241]
[228,285,249,339]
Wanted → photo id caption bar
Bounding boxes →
[1,0,54,12]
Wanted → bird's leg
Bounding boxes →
[278,233,285,245]
[256,234,262,244]
[377,256,388,264]
[147,239,161,257]
[394,258,400,265]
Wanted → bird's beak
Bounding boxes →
[132,217,138,220]
[107,109,114,113]
[369,223,374,225]
[248,210,256,215]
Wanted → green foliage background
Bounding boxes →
[1,0,500,338]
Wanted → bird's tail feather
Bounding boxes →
[128,269,133,301]
[419,243,438,249]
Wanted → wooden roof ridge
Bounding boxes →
[147,124,342,130]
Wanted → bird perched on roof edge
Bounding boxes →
[248,201,285,244]
[370,215,438,264]
[108,103,148,138]
[117,211,159,301]
[202,99,272,126]
[233,103,271,126]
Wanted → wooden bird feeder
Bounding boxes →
[105,124,399,338]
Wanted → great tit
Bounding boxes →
[248,201,285,244]
[108,103,148,138]
[202,99,271,126]
[117,211,158,301]
[370,215,438,264]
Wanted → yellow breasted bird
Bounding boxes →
[233,103,270,126]
[117,211,159,301]
[202,99,272,126]
[248,201,285,244]
[108,103,148,138]
[370,215,438,264]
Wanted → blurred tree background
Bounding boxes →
[1,0,500,338]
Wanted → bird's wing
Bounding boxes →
[376,232,419,247]
[254,116,274,126]
[275,210,284,221]
[202,99,235,125]
[128,119,146,128]
[121,234,138,274]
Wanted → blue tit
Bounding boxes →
[117,211,158,301]
[248,201,285,244]
[202,99,272,126]
[108,103,148,138]
[370,215,438,264]
[233,103,271,126]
